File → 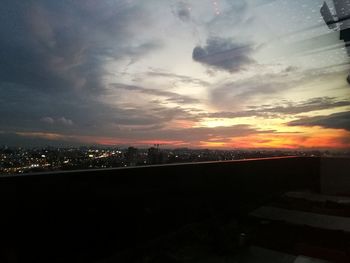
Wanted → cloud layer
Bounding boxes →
[192,38,254,72]
[288,111,350,131]
[0,0,349,149]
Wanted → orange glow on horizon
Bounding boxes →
[199,141,227,148]
[226,128,350,149]
[15,126,350,150]
[136,140,187,146]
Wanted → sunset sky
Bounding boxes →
[0,0,350,149]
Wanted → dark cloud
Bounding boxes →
[0,0,158,93]
[248,97,350,116]
[288,111,350,131]
[0,0,163,141]
[203,97,350,118]
[4,124,270,147]
[112,106,196,128]
[208,69,343,111]
[262,97,350,115]
[132,124,265,143]
[0,87,198,140]
[111,83,200,105]
[0,83,181,138]
[204,97,350,119]
[192,38,255,72]
[41,117,74,126]
[0,132,83,147]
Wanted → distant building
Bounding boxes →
[147,147,167,165]
[125,147,138,166]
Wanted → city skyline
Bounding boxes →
[1,0,350,149]
[2,145,345,175]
